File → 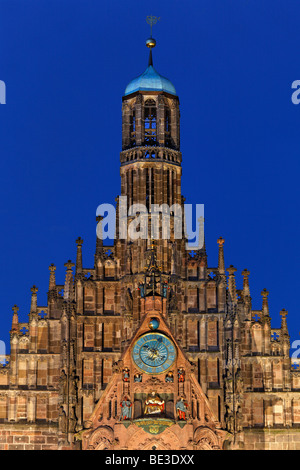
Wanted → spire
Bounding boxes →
[95,215,103,258]
[241,269,250,297]
[11,305,19,332]
[227,265,237,303]
[280,309,290,354]
[140,240,163,298]
[148,48,153,67]
[30,285,38,314]
[217,237,225,275]
[261,289,271,326]
[64,260,75,301]
[146,15,158,66]
[241,269,251,318]
[280,309,289,337]
[48,264,56,291]
[75,237,83,275]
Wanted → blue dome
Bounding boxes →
[124,65,177,96]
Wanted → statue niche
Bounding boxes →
[132,392,175,419]
[144,391,165,416]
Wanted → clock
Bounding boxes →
[132,332,176,374]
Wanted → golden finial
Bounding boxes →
[146,15,160,48]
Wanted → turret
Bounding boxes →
[217,237,225,276]
[64,260,75,301]
[75,237,83,276]
[227,265,237,304]
[11,305,19,333]
[280,309,290,357]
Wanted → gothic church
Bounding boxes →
[0,34,300,451]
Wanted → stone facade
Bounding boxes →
[0,48,299,451]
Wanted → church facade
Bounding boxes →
[0,36,300,451]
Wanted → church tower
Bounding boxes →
[0,23,299,451]
[117,34,185,280]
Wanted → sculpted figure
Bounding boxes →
[144,391,165,415]
[125,288,133,311]
[69,405,77,433]
[169,289,177,311]
[162,281,168,298]
[58,406,67,433]
[226,412,234,433]
[165,372,174,383]
[178,368,185,382]
[235,370,243,395]
[224,370,233,399]
[123,367,130,382]
[120,397,132,420]
[58,370,68,401]
[69,370,78,400]
[176,397,188,420]
[236,407,243,432]
[138,283,145,298]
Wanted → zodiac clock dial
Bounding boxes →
[132,332,176,374]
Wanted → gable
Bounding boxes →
[80,309,225,449]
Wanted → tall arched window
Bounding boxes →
[165,106,171,147]
[144,99,157,145]
[130,109,136,147]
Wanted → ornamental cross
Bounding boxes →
[146,15,160,36]
[271,332,280,341]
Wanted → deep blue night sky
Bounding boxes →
[0,0,299,356]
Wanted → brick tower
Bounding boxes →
[0,32,300,451]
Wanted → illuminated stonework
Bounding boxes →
[0,37,299,451]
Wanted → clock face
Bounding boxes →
[132,332,176,374]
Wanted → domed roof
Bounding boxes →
[124,64,177,97]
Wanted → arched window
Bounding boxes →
[145,168,154,211]
[165,106,171,147]
[130,109,136,147]
[144,99,157,145]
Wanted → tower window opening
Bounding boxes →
[145,150,156,159]
[146,169,150,211]
[130,110,136,147]
[165,107,171,147]
[144,99,157,146]
[126,172,130,211]
[167,169,170,206]
[151,168,155,207]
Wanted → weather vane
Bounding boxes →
[146,15,160,38]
